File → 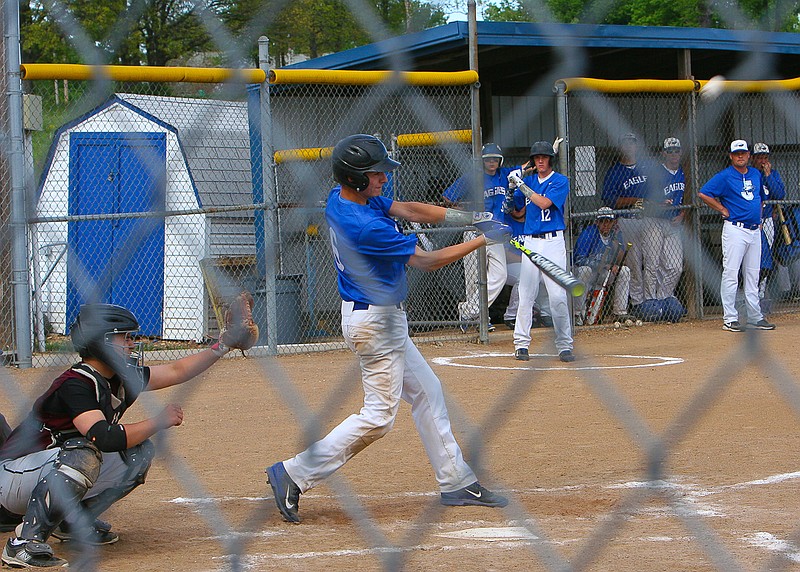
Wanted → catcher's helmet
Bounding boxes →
[332,134,400,192]
[481,143,504,166]
[529,141,555,158]
[71,304,141,368]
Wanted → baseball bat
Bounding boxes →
[510,238,586,297]
[775,204,792,246]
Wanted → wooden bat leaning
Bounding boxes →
[510,238,586,297]
[775,204,793,246]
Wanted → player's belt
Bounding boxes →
[729,221,760,230]
[528,231,560,240]
[352,301,403,310]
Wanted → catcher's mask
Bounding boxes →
[481,143,504,166]
[71,304,143,373]
[332,134,400,192]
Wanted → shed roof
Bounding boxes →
[116,94,252,209]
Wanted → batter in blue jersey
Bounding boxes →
[266,135,508,524]
[699,139,774,332]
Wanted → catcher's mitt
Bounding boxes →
[220,291,259,351]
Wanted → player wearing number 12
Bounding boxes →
[508,141,574,363]
[265,134,508,524]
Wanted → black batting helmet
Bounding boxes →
[481,143,504,166]
[332,134,400,192]
[71,303,139,363]
[529,141,555,158]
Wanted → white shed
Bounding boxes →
[34,93,255,341]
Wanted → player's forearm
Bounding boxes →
[147,348,220,391]
[408,237,487,272]
[389,201,446,224]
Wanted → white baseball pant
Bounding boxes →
[721,221,763,324]
[284,302,477,494]
[616,218,645,305]
[459,236,508,321]
[513,232,572,353]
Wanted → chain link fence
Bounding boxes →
[3,2,800,571]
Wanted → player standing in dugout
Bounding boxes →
[266,134,510,524]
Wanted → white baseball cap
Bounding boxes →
[753,142,770,155]
[730,140,749,153]
[663,137,681,150]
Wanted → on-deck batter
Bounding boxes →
[508,141,574,363]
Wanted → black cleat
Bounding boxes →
[514,348,529,361]
[559,350,575,363]
[51,518,119,545]
[441,482,508,508]
[1,538,68,568]
[266,462,301,523]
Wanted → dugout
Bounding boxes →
[34,93,255,341]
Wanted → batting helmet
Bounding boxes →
[529,141,555,158]
[71,304,141,368]
[332,134,400,192]
[481,143,504,166]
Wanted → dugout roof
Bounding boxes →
[287,21,800,92]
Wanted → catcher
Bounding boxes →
[0,298,256,568]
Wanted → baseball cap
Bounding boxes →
[620,132,637,143]
[753,142,770,155]
[663,137,681,150]
[596,206,615,220]
[730,140,749,153]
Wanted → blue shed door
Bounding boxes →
[67,132,167,337]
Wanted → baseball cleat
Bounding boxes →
[440,482,508,508]
[52,518,119,545]
[266,462,301,523]
[722,321,744,332]
[748,319,776,330]
[559,350,575,363]
[1,538,68,568]
[514,348,529,361]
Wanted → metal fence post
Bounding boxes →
[4,0,32,367]
[468,0,489,343]
[259,37,279,355]
[556,81,576,328]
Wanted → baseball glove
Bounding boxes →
[220,291,259,350]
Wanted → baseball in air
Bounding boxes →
[700,75,726,103]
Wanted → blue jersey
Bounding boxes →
[700,166,765,227]
[325,186,418,305]
[602,162,649,210]
[656,164,685,219]
[513,171,569,235]
[760,168,785,219]
[442,168,513,223]
[573,225,624,268]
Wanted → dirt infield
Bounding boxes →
[3,316,800,571]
